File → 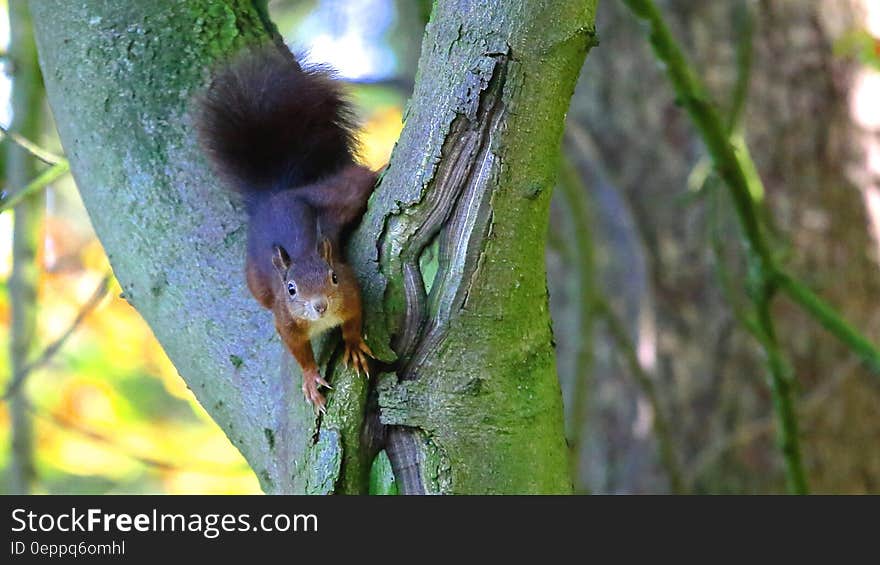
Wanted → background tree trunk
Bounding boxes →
[555,0,880,493]
[30,0,595,493]
[7,1,46,495]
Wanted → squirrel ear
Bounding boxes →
[272,244,291,275]
[319,238,334,266]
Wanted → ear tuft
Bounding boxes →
[319,238,334,265]
[272,244,291,275]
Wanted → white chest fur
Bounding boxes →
[307,313,344,339]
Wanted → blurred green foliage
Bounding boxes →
[834,28,880,70]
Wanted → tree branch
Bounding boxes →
[0,124,64,165]
[0,160,70,213]
[776,271,880,372]
[24,397,247,476]
[3,272,111,400]
[556,155,597,487]
[563,122,685,493]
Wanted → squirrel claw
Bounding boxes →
[316,375,332,390]
[302,372,328,414]
[344,337,374,379]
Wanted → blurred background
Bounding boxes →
[2,0,879,493]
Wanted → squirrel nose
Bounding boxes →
[313,299,328,315]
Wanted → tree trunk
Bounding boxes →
[30,0,594,493]
[7,1,45,495]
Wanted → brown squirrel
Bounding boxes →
[195,46,376,412]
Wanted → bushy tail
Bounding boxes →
[195,46,357,197]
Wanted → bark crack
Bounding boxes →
[379,49,510,493]
[400,53,506,380]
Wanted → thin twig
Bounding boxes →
[24,398,248,477]
[687,355,860,485]
[594,298,687,494]
[3,272,112,400]
[0,124,65,165]
[6,1,45,495]
[557,154,597,487]
[563,122,685,492]
[776,270,880,372]
[687,0,754,195]
[0,160,70,212]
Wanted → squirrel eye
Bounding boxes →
[287,281,297,296]
[331,271,338,285]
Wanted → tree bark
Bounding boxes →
[7,1,45,495]
[30,0,594,493]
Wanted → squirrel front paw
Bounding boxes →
[343,337,374,378]
[302,370,332,414]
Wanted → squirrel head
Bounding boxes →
[271,239,344,323]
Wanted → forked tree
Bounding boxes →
[29,1,597,493]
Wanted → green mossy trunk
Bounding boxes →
[352,0,597,493]
[30,0,594,494]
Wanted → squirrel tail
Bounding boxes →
[195,46,357,198]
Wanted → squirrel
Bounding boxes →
[195,46,376,413]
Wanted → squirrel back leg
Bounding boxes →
[295,164,377,234]
[246,256,275,310]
